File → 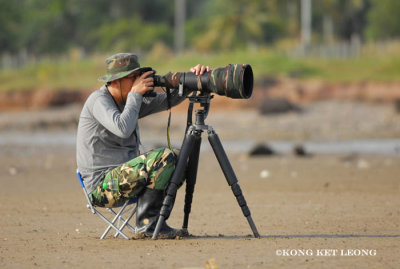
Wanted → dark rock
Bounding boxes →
[256,76,278,88]
[395,99,400,113]
[293,144,311,157]
[259,97,302,115]
[249,144,275,156]
[340,153,359,163]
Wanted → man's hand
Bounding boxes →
[131,71,154,95]
[190,64,211,76]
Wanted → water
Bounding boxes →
[0,131,76,146]
[1,131,400,157]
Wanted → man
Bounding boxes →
[76,53,210,238]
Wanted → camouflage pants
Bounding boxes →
[90,147,177,208]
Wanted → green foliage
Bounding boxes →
[1,0,175,56]
[21,0,77,54]
[91,18,171,52]
[191,0,269,51]
[1,0,400,58]
[313,0,370,41]
[0,1,23,52]
[366,0,400,39]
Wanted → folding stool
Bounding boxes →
[77,170,138,239]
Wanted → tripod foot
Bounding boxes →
[247,216,260,238]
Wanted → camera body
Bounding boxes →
[138,67,160,97]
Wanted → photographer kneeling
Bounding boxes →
[76,53,210,239]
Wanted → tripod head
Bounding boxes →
[185,92,214,131]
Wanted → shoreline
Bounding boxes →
[1,131,400,158]
[1,100,399,140]
[1,79,400,110]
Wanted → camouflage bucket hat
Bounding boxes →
[98,53,143,82]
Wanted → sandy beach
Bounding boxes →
[0,100,399,268]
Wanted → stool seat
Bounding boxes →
[77,170,137,239]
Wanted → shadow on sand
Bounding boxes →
[185,234,400,240]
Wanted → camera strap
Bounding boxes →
[165,87,176,156]
[185,91,196,135]
[166,87,172,110]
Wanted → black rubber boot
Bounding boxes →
[135,188,183,239]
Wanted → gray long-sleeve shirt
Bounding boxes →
[76,85,188,193]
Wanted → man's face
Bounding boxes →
[119,72,140,97]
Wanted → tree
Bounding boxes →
[20,0,78,55]
[191,0,277,51]
[313,0,370,42]
[366,0,400,39]
[91,18,171,52]
[0,1,22,53]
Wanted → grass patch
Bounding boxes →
[0,57,104,92]
[1,49,400,92]
[144,48,320,80]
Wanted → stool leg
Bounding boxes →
[101,201,129,239]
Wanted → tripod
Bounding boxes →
[152,93,260,239]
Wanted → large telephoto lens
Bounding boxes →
[157,64,254,99]
[182,64,253,99]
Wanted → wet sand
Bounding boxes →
[0,101,399,268]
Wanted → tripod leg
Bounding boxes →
[152,130,196,239]
[208,129,260,238]
[183,133,202,232]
